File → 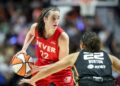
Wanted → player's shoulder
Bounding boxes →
[31,23,38,29]
[29,23,38,35]
[61,31,69,39]
[29,23,38,31]
[57,26,69,41]
[58,27,68,39]
[59,32,69,41]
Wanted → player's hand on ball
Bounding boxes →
[24,65,40,77]
[11,52,33,77]
[16,49,27,56]
[24,70,32,77]
[19,79,35,86]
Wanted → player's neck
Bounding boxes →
[44,28,56,38]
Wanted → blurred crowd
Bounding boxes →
[0,0,120,86]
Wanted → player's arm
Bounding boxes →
[30,52,79,83]
[58,32,69,59]
[109,54,120,73]
[21,23,37,51]
[16,23,37,56]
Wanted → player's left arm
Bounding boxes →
[58,32,69,59]
[19,52,79,85]
[109,54,120,73]
[29,52,79,83]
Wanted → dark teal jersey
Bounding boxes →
[75,50,112,78]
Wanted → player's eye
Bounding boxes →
[52,16,60,20]
[52,17,56,20]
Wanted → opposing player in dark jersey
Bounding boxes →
[17,7,74,86]
[19,31,120,86]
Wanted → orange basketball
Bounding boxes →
[10,53,34,76]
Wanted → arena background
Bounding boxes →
[0,0,120,86]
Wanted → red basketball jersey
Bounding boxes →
[35,26,63,66]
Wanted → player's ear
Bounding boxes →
[43,17,47,23]
[80,41,83,50]
[80,41,85,50]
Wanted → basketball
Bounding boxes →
[10,53,34,77]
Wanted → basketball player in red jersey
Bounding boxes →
[17,7,74,86]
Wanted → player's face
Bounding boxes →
[44,10,60,29]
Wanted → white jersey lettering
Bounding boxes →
[43,44,47,50]
[51,47,56,53]
[36,41,56,53]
